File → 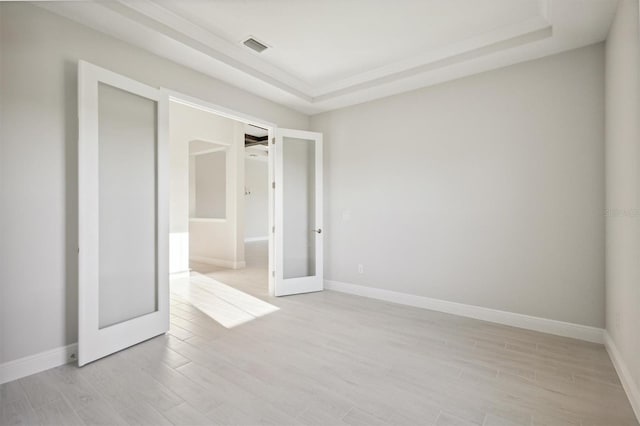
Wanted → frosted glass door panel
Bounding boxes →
[98,83,158,329]
[283,137,316,279]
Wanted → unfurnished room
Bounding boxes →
[1,1,640,425]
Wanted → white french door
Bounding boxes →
[78,61,169,366]
[274,129,323,296]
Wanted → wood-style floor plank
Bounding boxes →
[33,399,84,426]
[0,397,40,426]
[1,241,637,426]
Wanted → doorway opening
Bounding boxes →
[242,125,271,295]
[167,94,278,328]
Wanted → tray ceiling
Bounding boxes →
[39,0,618,114]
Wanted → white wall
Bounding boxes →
[0,2,7,370]
[311,43,605,327]
[0,2,308,364]
[244,159,269,240]
[605,0,640,414]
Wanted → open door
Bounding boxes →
[78,61,169,366]
[274,129,323,296]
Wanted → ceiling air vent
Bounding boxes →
[243,37,269,53]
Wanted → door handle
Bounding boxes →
[312,229,322,234]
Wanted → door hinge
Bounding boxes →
[272,226,275,233]
[272,138,275,145]
[272,181,275,189]
[272,271,275,278]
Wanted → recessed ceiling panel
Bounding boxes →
[156,0,542,86]
[39,0,619,114]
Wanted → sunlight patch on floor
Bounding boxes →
[170,272,279,328]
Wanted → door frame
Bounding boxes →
[164,89,278,295]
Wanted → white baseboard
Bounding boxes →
[0,343,77,385]
[604,331,640,422]
[324,280,604,344]
[190,255,246,270]
[244,236,269,243]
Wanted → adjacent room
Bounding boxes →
[170,99,274,322]
[1,1,640,425]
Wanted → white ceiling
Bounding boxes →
[155,0,542,87]
[39,0,618,114]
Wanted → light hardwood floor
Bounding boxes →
[1,242,637,426]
